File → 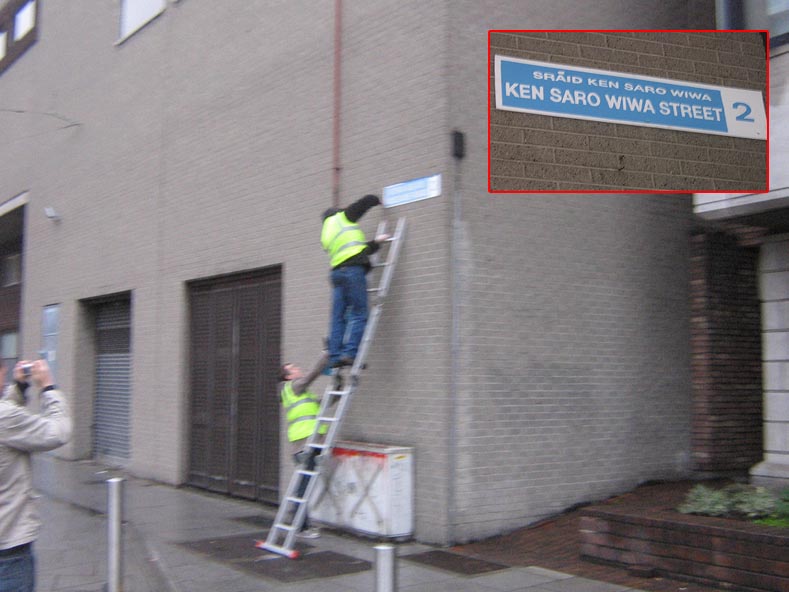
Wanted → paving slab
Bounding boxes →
[403,549,510,575]
[31,456,646,592]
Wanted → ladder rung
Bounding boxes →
[285,496,305,504]
[327,390,349,396]
[318,416,338,422]
[308,443,328,450]
[371,262,389,268]
[367,287,380,292]
[274,523,296,532]
[257,542,300,559]
[297,469,318,477]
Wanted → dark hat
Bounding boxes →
[321,207,342,221]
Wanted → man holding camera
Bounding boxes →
[0,358,72,592]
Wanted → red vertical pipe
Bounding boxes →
[332,0,342,207]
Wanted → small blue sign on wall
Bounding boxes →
[383,174,442,208]
[495,56,766,140]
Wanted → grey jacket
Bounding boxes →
[0,383,72,549]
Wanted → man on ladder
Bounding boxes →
[278,349,330,539]
[321,194,389,370]
[259,206,404,558]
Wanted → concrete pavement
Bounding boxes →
[31,455,645,592]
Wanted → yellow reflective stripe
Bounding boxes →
[321,215,346,251]
[325,222,351,252]
[282,382,327,441]
[329,231,361,255]
[288,414,317,427]
[322,213,366,267]
[282,384,319,420]
[326,223,363,254]
[285,397,319,414]
[286,401,319,424]
[333,239,366,256]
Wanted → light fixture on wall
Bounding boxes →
[43,206,61,222]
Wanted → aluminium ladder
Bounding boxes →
[258,217,406,559]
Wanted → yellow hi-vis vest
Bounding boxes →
[321,212,367,268]
[280,382,327,442]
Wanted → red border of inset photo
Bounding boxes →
[488,29,770,194]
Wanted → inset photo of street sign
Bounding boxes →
[495,55,766,140]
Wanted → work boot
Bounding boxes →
[332,356,354,368]
[294,449,315,465]
[297,527,321,539]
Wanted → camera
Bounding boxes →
[22,363,33,378]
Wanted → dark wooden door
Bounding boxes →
[188,268,281,503]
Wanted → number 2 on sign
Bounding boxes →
[733,101,754,122]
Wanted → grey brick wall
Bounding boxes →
[1,0,720,546]
[1,0,453,543]
[448,0,703,542]
[449,194,695,541]
[314,1,454,541]
[490,31,767,192]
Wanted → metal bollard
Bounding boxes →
[375,544,397,592]
[107,477,124,592]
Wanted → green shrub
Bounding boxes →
[754,490,789,527]
[678,485,732,516]
[677,484,778,519]
[727,485,775,518]
[774,489,789,519]
[755,516,789,528]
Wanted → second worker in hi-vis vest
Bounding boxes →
[278,350,329,539]
[321,194,390,370]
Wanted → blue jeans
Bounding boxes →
[0,543,34,592]
[328,266,368,364]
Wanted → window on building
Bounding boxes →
[0,0,38,76]
[13,0,35,41]
[1,253,21,287]
[720,0,788,50]
[1,332,18,386]
[42,304,59,380]
[120,0,166,41]
[768,0,789,47]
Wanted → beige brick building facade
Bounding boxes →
[2,0,761,545]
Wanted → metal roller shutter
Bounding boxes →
[93,300,132,462]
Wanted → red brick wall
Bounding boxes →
[690,230,763,472]
[580,507,789,592]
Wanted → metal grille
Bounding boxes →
[93,300,131,461]
[187,269,281,503]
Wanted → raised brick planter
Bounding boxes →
[579,506,789,592]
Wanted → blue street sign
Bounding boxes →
[383,174,442,208]
[494,56,765,140]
